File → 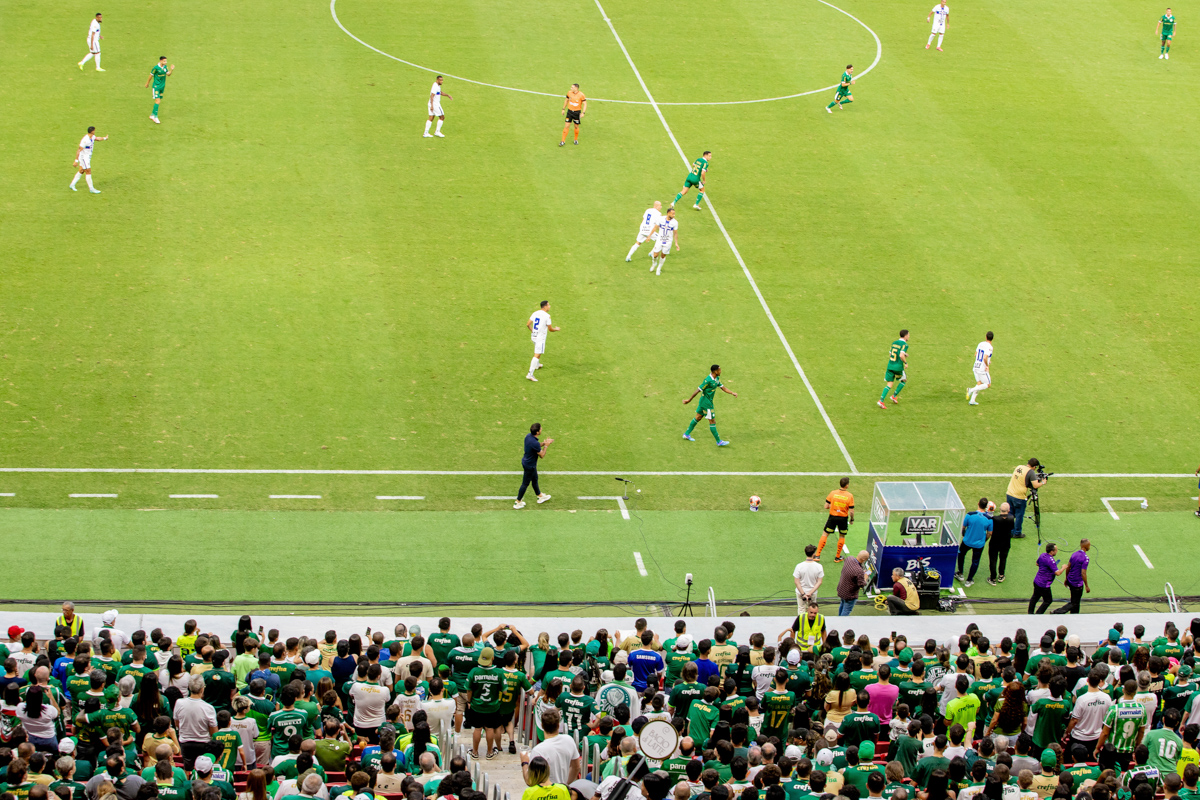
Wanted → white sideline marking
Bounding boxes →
[578,496,630,520]
[1101,496,1147,520]
[0,468,1192,478]
[1134,545,1154,569]
[269,495,322,499]
[0,493,13,497]
[475,496,514,500]
[169,494,219,499]
[69,493,117,498]
[593,0,857,474]
[633,551,649,576]
[376,495,425,500]
[330,0,882,107]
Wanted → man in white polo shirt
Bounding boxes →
[793,545,825,613]
[348,663,391,742]
[174,675,222,770]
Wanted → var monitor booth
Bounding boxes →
[866,481,965,608]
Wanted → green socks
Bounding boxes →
[880,386,891,401]
[153,102,159,116]
[840,99,853,106]
[709,424,721,442]
[685,418,698,435]
[673,192,683,205]
[694,194,704,208]
[893,381,906,397]
[827,101,837,109]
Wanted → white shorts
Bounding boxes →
[532,338,546,355]
[77,154,91,170]
[652,237,671,255]
[973,368,990,386]
[428,102,443,116]
[636,228,655,244]
[931,21,945,33]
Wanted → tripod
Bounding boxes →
[679,580,695,616]
[1029,487,1043,544]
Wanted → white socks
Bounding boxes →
[970,385,987,397]
[626,243,639,260]
[85,174,95,190]
[937,34,944,47]
[95,53,102,68]
[650,256,658,271]
[927,34,935,46]
[435,119,443,134]
[70,173,82,188]
[528,357,539,376]
[424,120,432,134]
[80,53,94,66]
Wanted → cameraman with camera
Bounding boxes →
[1005,458,1047,539]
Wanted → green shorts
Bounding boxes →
[684,174,702,188]
[1164,32,1174,40]
[885,368,905,382]
[152,86,165,100]
[696,402,715,420]
[836,89,852,99]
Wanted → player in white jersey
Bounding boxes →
[927,1,949,50]
[79,13,105,71]
[649,208,679,275]
[525,300,560,382]
[70,126,108,194]
[424,75,452,138]
[966,331,993,405]
[625,202,664,261]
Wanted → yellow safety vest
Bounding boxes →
[797,613,825,651]
[897,577,920,611]
[1006,465,1031,500]
[56,614,84,638]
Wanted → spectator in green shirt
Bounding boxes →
[944,675,980,742]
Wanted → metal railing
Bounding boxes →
[1166,582,1182,613]
[707,586,717,617]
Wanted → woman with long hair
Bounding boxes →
[1012,629,1030,676]
[404,720,441,768]
[159,655,190,697]
[347,634,363,658]
[823,672,856,731]
[238,769,268,800]
[531,633,554,683]
[919,768,956,800]
[986,681,1027,737]
[16,684,60,752]
[520,756,569,800]
[1131,646,1150,674]
[331,641,357,685]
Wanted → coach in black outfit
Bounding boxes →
[514,423,553,510]
[987,501,1015,586]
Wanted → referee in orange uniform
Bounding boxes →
[560,84,587,146]
[817,477,855,562]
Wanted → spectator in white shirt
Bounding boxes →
[393,637,435,683]
[793,546,824,612]
[348,664,391,739]
[526,707,580,785]
[173,675,222,770]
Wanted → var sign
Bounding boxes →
[903,516,940,535]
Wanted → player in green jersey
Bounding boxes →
[1157,9,1176,58]
[878,330,909,409]
[760,671,796,740]
[144,57,175,124]
[683,364,737,446]
[826,65,855,112]
[673,151,711,209]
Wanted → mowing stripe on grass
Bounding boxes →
[169,494,219,499]
[596,0,860,473]
[1134,545,1154,569]
[69,493,117,498]
[633,552,648,576]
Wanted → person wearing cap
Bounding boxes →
[465,646,504,758]
[841,742,883,795]
[96,611,129,654]
[1166,666,1196,720]
[663,635,694,686]
[1,625,25,662]
[57,603,85,640]
[1027,749,1060,797]
[567,780,598,800]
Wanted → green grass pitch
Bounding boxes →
[1,0,1198,607]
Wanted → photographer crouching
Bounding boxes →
[1005,457,1047,539]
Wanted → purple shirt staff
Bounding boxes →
[1028,544,1066,614]
[1065,548,1090,588]
[1033,552,1060,588]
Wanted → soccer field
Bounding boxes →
[2,0,1199,606]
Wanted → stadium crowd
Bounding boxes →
[1,609,1199,800]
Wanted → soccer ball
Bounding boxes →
[986,501,996,513]
[749,495,761,511]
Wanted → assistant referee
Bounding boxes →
[514,423,553,510]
